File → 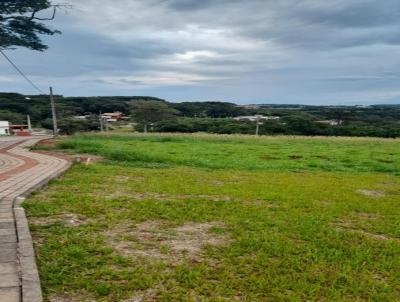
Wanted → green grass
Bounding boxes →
[56,133,400,173]
[24,133,400,301]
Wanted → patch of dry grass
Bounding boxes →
[105,221,230,264]
[332,212,399,242]
[31,213,87,227]
[356,189,386,198]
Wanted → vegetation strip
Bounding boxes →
[2,93,400,137]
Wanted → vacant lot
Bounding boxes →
[25,134,400,301]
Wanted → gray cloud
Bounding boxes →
[163,0,217,11]
[0,0,400,104]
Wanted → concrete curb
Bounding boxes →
[11,142,72,302]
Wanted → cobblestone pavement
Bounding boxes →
[0,137,71,302]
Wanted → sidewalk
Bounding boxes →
[0,137,71,302]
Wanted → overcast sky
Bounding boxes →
[1,0,400,104]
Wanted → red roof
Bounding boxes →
[10,125,28,128]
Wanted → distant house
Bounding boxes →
[10,125,31,136]
[0,121,10,135]
[315,120,343,126]
[0,121,33,136]
[233,115,280,122]
[101,111,129,122]
[101,112,129,122]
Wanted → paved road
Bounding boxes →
[0,137,70,302]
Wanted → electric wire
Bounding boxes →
[0,49,46,94]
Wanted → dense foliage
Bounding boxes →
[0,92,400,137]
[0,93,164,133]
[0,0,60,51]
[151,104,400,137]
[130,100,178,133]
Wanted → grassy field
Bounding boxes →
[25,134,400,301]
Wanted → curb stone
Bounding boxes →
[0,137,72,302]
[13,162,72,302]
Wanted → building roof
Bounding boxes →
[102,112,122,117]
[10,125,29,128]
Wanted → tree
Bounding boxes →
[171,101,246,118]
[0,109,26,124]
[42,115,100,135]
[130,100,179,133]
[0,0,64,51]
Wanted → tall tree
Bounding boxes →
[130,100,179,133]
[0,0,63,51]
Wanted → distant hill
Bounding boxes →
[0,93,399,137]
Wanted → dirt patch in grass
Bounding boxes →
[332,212,398,242]
[208,180,225,186]
[36,138,59,148]
[242,199,280,208]
[335,226,395,241]
[333,211,383,224]
[105,221,230,264]
[101,189,133,200]
[353,212,384,220]
[374,273,389,283]
[356,189,385,198]
[31,214,87,227]
[74,154,104,164]
[170,222,227,254]
[49,293,95,302]
[114,175,131,183]
[120,288,162,302]
[315,200,333,207]
[33,148,104,164]
[289,155,302,160]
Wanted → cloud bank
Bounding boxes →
[0,0,399,104]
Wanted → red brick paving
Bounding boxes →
[0,148,39,181]
[0,137,71,302]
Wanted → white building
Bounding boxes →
[0,121,10,135]
[316,120,343,126]
[73,115,89,120]
[233,115,280,122]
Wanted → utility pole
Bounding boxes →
[255,115,260,136]
[49,87,58,137]
[105,118,109,132]
[27,115,32,132]
[99,111,104,132]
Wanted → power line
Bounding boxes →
[0,49,46,94]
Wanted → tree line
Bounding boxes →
[0,93,400,137]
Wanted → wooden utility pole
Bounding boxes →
[27,115,32,132]
[99,111,104,132]
[105,118,109,132]
[49,87,58,136]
